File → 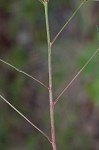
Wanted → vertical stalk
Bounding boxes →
[44,1,57,150]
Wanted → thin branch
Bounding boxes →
[0,59,48,89]
[0,93,51,143]
[51,0,86,46]
[54,46,99,106]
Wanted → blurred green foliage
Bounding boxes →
[79,33,99,104]
[9,75,26,104]
[0,113,9,150]
[87,78,99,103]
[26,134,38,150]
[9,47,28,68]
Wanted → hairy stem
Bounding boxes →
[44,1,57,150]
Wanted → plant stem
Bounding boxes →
[44,2,57,150]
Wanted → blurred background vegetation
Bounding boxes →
[0,0,99,149]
